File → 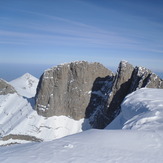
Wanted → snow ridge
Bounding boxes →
[106,88,163,131]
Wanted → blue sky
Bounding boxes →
[0,0,163,80]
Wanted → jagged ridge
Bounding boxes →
[35,61,163,129]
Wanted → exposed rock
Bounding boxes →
[87,61,163,128]
[35,60,163,129]
[0,79,16,95]
[87,61,135,128]
[108,61,135,116]
[35,61,113,120]
[2,134,42,142]
[129,66,163,93]
[85,76,114,128]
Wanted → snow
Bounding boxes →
[106,88,163,130]
[0,93,33,136]
[9,73,39,98]
[0,93,90,146]
[1,73,163,162]
[0,129,163,163]
[120,60,128,67]
[137,66,149,76]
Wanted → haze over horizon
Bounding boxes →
[0,0,163,80]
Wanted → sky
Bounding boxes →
[0,0,163,81]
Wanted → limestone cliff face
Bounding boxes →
[35,61,113,120]
[0,79,16,95]
[87,61,135,128]
[35,60,163,129]
[87,61,163,128]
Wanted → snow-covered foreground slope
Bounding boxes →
[106,88,163,130]
[0,129,163,163]
[0,80,163,162]
[0,93,90,146]
[9,73,39,98]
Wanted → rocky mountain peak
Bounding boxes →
[35,61,113,120]
[35,60,163,129]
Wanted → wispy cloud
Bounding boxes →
[0,7,162,56]
[0,10,137,48]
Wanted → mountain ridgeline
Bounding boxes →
[35,61,163,129]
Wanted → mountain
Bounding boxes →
[0,61,163,146]
[9,73,39,98]
[35,61,163,129]
[35,61,113,119]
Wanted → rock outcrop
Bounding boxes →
[129,66,163,93]
[35,61,163,129]
[86,61,135,128]
[35,61,113,120]
[0,79,16,95]
[86,61,163,128]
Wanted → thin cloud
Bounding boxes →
[0,9,138,48]
[1,7,162,54]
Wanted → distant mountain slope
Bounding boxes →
[9,73,39,98]
[106,88,163,130]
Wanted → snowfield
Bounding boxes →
[0,73,163,163]
[0,129,163,163]
[0,93,89,145]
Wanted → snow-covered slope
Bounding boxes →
[9,73,39,98]
[0,93,32,136]
[0,73,91,146]
[0,92,90,146]
[106,88,163,130]
[0,129,163,163]
[1,79,163,162]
